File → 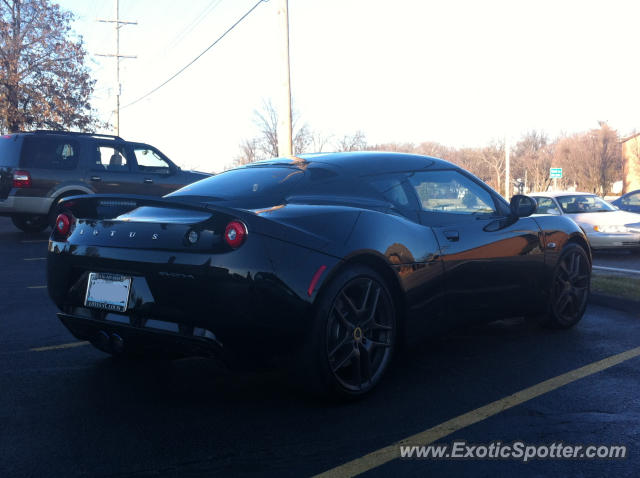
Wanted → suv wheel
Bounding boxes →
[11,214,49,233]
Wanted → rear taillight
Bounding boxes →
[224,220,247,249]
[54,213,73,240]
[13,170,31,188]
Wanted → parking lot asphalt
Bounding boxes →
[1,216,640,477]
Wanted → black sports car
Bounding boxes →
[47,152,592,399]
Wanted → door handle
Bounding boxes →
[143,178,154,184]
[90,176,101,182]
[443,230,459,242]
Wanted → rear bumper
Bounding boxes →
[58,312,225,359]
[48,234,339,357]
[0,194,53,215]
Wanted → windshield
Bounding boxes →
[167,166,305,208]
[557,195,616,213]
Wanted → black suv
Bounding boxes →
[0,131,210,232]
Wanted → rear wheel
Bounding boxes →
[304,265,397,400]
[543,243,590,328]
[11,214,49,233]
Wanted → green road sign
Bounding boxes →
[550,167,562,179]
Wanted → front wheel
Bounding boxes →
[543,243,591,329]
[11,214,49,233]
[303,265,397,400]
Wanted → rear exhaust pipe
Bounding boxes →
[110,333,125,355]
[94,330,110,353]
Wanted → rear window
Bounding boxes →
[168,166,305,207]
[20,136,80,170]
[0,135,21,166]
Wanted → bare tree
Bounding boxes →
[233,138,260,167]
[335,130,366,151]
[513,130,554,192]
[310,130,332,152]
[556,123,622,194]
[254,99,279,158]
[476,140,505,193]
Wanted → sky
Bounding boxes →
[57,0,640,173]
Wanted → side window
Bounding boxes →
[364,173,419,221]
[20,137,79,170]
[94,144,129,172]
[133,147,171,175]
[368,176,410,208]
[534,197,560,214]
[624,192,640,206]
[409,170,497,215]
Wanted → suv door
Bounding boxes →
[408,169,545,322]
[129,144,184,196]
[86,141,140,194]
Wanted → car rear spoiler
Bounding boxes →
[56,194,247,221]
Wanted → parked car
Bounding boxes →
[611,189,640,214]
[48,152,591,399]
[529,191,640,251]
[0,130,209,232]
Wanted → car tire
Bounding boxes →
[302,264,397,401]
[11,214,49,233]
[542,243,591,329]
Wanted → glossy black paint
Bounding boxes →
[47,152,590,361]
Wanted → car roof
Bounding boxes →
[12,130,125,142]
[249,151,454,175]
[529,191,596,198]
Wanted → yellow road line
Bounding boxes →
[313,345,640,478]
[27,285,47,289]
[30,341,90,352]
[23,257,46,261]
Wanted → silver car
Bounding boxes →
[529,192,640,251]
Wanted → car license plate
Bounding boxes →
[84,272,132,312]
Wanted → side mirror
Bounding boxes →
[509,194,537,218]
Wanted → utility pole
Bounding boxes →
[505,134,510,199]
[97,0,137,136]
[277,0,293,157]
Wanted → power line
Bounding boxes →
[165,0,223,51]
[121,0,266,110]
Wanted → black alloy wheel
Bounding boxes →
[306,265,397,400]
[546,243,590,328]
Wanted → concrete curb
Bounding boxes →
[590,293,639,315]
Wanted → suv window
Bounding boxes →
[133,147,171,175]
[20,136,79,170]
[94,144,130,172]
[622,192,640,206]
[409,170,497,215]
[0,135,21,166]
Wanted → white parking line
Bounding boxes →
[593,265,640,275]
[26,285,47,289]
[20,239,48,244]
[23,257,46,261]
[30,341,89,352]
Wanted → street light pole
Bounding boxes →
[277,0,293,157]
